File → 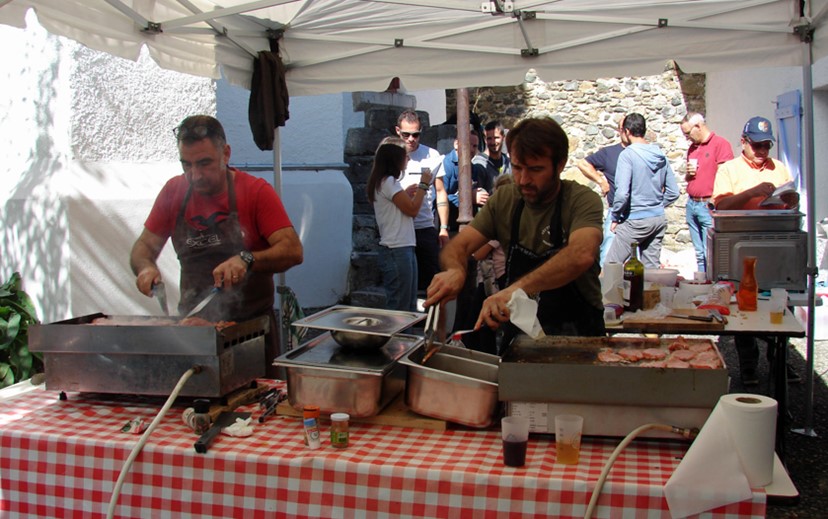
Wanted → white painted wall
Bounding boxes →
[0,13,351,322]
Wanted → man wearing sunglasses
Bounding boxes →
[680,112,733,272]
[395,110,448,292]
[130,115,304,377]
[711,116,799,386]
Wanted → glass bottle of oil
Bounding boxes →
[623,242,644,312]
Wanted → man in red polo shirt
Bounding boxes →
[680,112,733,272]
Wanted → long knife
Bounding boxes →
[667,313,714,322]
[151,282,169,316]
[185,287,221,319]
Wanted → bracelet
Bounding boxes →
[440,225,449,230]
[436,202,449,207]
[417,182,429,191]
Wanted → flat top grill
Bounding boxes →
[29,313,269,356]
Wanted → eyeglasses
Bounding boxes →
[746,139,773,150]
[400,131,421,139]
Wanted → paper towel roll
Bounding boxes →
[720,393,777,487]
[665,393,777,518]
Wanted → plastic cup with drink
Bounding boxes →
[501,416,530,467]
[554,414,584,465]
[769,288,788,324]
[687,158,698,177]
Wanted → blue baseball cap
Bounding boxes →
[742,116,775,142]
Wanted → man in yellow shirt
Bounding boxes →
[712,116,799,211]
[711,116,800,386]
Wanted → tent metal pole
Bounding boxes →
[456,89,473,228]
[273,128,289,359]
[792,33,818,438]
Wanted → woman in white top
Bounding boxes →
[367,140,434,311]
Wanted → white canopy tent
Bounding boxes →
[2,0,827,430]
[0,0,825,95]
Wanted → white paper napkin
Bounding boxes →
[222,417,254,437]
[601,262,624,305]
[506,289,545,339]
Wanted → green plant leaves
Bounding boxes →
[0,272,41,388]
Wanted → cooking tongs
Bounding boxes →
[421,304,442,364]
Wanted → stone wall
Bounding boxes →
[447,61,707,253]
[343,63,708,305]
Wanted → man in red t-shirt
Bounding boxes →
[130,115,303,377]
[680,112,734,272]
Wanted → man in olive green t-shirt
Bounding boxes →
[425,117,605,339]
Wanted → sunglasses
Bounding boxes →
[400,131,421,139]
[172,123,224,142]
[746,139,773,150]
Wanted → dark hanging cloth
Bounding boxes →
[248,49,290,151]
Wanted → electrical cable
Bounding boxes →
[106,366,202,519]
[583,423,698,519]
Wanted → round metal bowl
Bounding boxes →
[330,316,391,352]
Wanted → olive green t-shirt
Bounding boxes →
[470,180,604,310]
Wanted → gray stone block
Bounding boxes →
[349,251,383,286]
[365,108,403,131]
[344,156,374,184]
[348,288,387,309]
[345,127,391,156]
[352,91,416,112]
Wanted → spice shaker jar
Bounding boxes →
[303,405,320,446]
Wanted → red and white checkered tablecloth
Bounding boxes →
[0,384,765,519]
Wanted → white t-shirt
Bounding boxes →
[373,176,416,249]
[399,144,444,229]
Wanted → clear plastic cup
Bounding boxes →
[554,414,583,465]
[659,287,676,309]
[769,288,788,324]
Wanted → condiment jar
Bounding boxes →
[330,413,350,449]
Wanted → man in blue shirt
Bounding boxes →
[605,113,680,268]
[577,116,627,266]
[442,127,489,232]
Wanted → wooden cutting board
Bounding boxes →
[276,393,448,431]
[622,308,725,332]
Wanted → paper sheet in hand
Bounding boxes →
[506,289,545,339]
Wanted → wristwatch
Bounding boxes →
[239,250,255,269]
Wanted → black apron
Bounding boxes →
[172,170,273,322]
[504,184,605,338]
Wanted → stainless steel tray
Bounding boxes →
[274,332,421,417]
[275,331,420,373]
[712,210,803,232]
[291,305,425,338]
[399,344,500,428]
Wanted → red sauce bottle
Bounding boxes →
[736,256,758,311]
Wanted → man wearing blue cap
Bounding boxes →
[712,116,798,211]
[712,116,799,386]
